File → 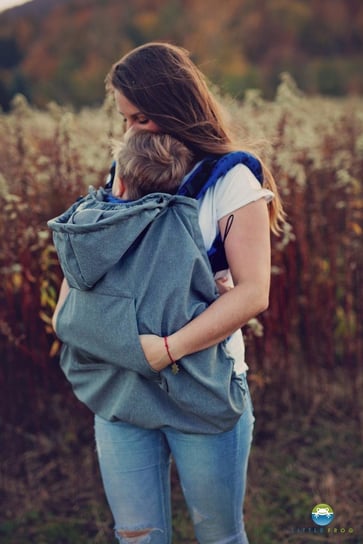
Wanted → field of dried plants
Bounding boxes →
[1,77,362,543]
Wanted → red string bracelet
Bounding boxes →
[164,336,179,374]
[163,336,175,363]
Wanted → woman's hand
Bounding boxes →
[139,334,172,372]
[215,275,233,295]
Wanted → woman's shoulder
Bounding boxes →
[210,163,274,220]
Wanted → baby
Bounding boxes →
[110,130,193,200]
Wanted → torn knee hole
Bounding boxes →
[117,528,152,541]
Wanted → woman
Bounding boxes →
[54,42,284,543]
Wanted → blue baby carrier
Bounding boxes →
[177,151,264,273]
[105,151,263,273]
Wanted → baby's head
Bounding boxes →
[112,130,194,199]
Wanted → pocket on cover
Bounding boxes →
[56,288,158,379]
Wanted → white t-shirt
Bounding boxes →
[181,162,274,374]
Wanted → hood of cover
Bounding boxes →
[48,186,198,289]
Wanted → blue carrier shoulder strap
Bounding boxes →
[104,161,116,191]
[177,151,263,199]
[177,151,264,273]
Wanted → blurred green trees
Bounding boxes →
[0,0,362,110]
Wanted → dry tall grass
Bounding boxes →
[1,78,362,425]
[0,77,362,542]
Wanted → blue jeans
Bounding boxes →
[94,374,254,544]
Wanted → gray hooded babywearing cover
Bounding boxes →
[48,187,246,434]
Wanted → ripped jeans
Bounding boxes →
[94,374,254,544]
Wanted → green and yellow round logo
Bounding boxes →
[311,503,334,526]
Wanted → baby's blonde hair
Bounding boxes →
[113,130,193,199]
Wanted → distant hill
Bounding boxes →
[1,0,69,19]
[0,0,362,110]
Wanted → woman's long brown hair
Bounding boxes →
[106,42,285,233]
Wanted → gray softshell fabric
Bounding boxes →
[48,186,246,434]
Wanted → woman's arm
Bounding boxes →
[140,198,271,371]
[52,277,70,332]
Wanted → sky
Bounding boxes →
[0,0,32,12]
